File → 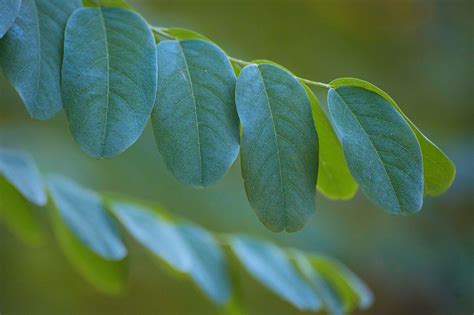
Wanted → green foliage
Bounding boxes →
[62,7,157,158]
[0,1,455,232]
[329,78,455,196]
[327,86,423,214]
[0,0,21,38]
[152,39,240,187]
[0,147,372,314]
[303,84,357,200]
[0,0,81,119]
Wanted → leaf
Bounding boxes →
[308,255,373,312]
[0,0,81,119]
[330,78,455,196]
[47,176,127,260]
[0,149,45,245]
[327,86,423,214]
[303,83,357,200]
[111,202,192,272]
[62,7,157,158]
[230,236,320,311]
[235,63,318,232]
[152,39,240,187]
[0,0,21,38]
[47,176,127,294]
[164,27,210,41]
[82,0,131,8]
[177,224,232,305]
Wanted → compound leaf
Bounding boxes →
[235,63,318,232]
[303,83,357,200]
[0,148,45,244]
[327,86,423,214]
[0,0,81,119]
[0,0,21,38]
[62,7,157,158]
[152,39,240,187]
[330,78,455,196]
[230,236,320,311]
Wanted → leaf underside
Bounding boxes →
[62,7,157,158]
[236,63,318,232]
[328,86,423,214]
[0,0,21,38]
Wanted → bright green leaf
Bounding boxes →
[235,63,318,232]
[111,202,191,272]
[178,224,232,305]
[0,149,46,244]
[0,0,21,38]
[0,0,81,119]
[82,0,131,8]
[230,236,320,311]
[309,255,373,312]
[303,83,357,200]
[327,86,423,214]
[62,7,157,158]
[152,39,240,187]
[330,78,455,196]
[164,27,210,41]
[47,176,127,260]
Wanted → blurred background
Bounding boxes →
[0,0,473,314]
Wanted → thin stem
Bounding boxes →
[150,25,331,90]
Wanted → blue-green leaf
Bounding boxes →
[303,84,357,200]
[235,64,318,232]
[111,202,191,272]
[62,7,157,158]
[230,236,320,311]
[178,224,231,305]
[330,78,455,196]
[0,0,21,38]
[47,176,127,260]
[0,0,81,119]
[0,149,45,244]
[152,39,240,187]
[327,86,423,214]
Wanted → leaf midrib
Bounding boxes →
[98,8,110,157]
[332,89,401,211]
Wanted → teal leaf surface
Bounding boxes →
[230,236,320,311]
[47,175,127,260]
[235,64,318,232]
[327,86,423,214]
[152,39,240,187]
[0,0,81,119]
[0,0,21,38]
[62,7,157,158]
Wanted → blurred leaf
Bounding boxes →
[177,224,232,305]
[0,148,47,206]
[330,78,456,196]
[0,148,45,244]
[235,63,318,232]
[0,0,21,38]
[111,202,191,272]
[152,39,239,187]
[47,176,127,260]
[327,86,423,214]
[230,235,321,311]
[309,255,373,312]
[49,201,128,294]
[303,83,357,200]
[0,0,81,119]
[82,0,131,8]
[62,7,157,158]
[292,251,346,315]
